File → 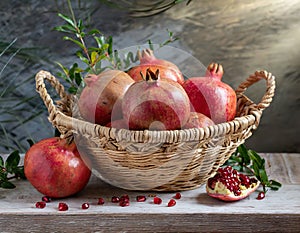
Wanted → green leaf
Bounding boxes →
[76,51,90,65]
[74,72,83,86]
[62,36,85,50]
[57,13,76,27]
[0,156,3,167]
[88,29,101,35]
[107,36,113,55]
[27,139,34,147]
[148,39,154,51]
[5,150,20,173]
[248,150,264,168]
[268,180,282,190]
[53,25,77,33]
[68,86,78,94]
[258,168,269,184]
[0,181,16,189]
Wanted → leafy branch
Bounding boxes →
[226,144,282,194]
[53,0,180,94]
[0,151,26,189]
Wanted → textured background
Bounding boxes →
[0,0,299,153]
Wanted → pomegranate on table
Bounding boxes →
[122,68,190,130]
[127,48,185,85]
[182,63,237,124]
[183,112,215,129]
[24,137,91,198]
[78,70,134,125]
[206,166,260,201]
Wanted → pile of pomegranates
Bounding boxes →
[25,48,239,200]
[77,48,237,130]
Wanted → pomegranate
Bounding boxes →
[182,63,237,124]
[127,48,185,85]
[122,68,190,130]
[183,112,215,129]
[78,70,134,125]
[106,119,128,129]
[24,137,91,198]
[206,166,260,201]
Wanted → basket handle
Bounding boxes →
[35,70,69,125]
[235,70,276,111]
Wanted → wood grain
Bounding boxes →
[0,153,299,232]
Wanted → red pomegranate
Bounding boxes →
[78,70,134,125]
[127,48,185,85]
[206,166,260,201]
[122,68,190,130]
[106,119,129,129]
[182,63,237,124]
[24,137,91,198]
[183,112,214,129]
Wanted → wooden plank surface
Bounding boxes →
[0,153,299,232]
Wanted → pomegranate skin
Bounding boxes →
[206,181,260,202]
[78,70,134,125]
[182,63,237,124]
[24,137,91,198]
[127,49,185,85]
[183,112,215,129]
[106,119,129,129]
[122,69,190,130]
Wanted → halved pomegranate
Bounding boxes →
[206,166,260,201]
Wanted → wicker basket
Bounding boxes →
[35,70,275,191]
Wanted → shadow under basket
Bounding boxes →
[35,70,275,191]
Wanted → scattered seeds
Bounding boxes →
[136,195,147,202]
[35,201,46,209]
[153,196,162,205]
[97,197,105,205]
[58,202,68,211]
[167,199,176,207]
[82,202,90,209]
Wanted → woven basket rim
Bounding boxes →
[35,70,276,144]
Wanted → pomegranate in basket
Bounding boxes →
[127,48,185,85]
[183,63,237,124]
[78,70,134,125]
[122,68,190,130]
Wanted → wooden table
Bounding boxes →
[0,153,299,232]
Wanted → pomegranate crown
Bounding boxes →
[140,68,160,82]
[205,62,224,80]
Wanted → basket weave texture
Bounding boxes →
[35,70,275,191]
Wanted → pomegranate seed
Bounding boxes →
[119,200,130,207]
[41,196,51,203]
[167,199,176,207]
[256,191,265,200]
[136,195,147,202]
[82,203,89,209]
[111,196,120,203]
[58,202,68,211]
[174,192,181,200]
[35,201,46,209]
[98,197,105,205]
[153,197,162,205]
[120,194,130,202]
